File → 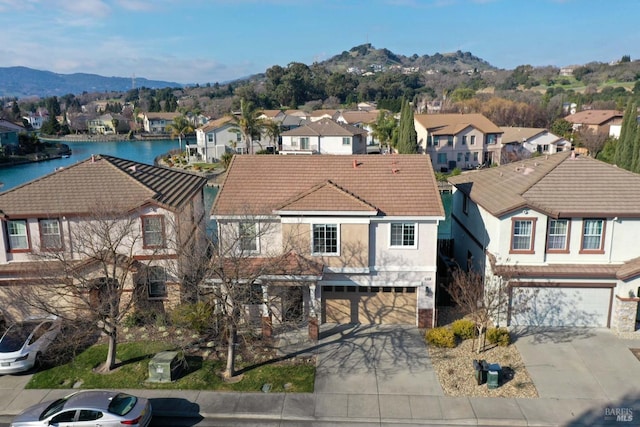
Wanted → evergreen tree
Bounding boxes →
[396,99,417,154]
[632,127,640,173]
[614,100,637,169]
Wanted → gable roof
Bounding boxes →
[198,116,234,132]
[0,154,208,217]
[213,155,444,218]
[564,110,623,126]
[500,127,548,144]
[281,118,367,137]
[448,151,640,218]
[414,113,503,135]
[144,112,181,121]
[338,110,380,125]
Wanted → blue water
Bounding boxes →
[0,139,182,191]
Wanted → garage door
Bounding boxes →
[510,286,613,327]
[322,286,417,324]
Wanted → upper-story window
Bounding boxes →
[239,222,258,252]
[486,134,498,145]
[462,135,467,145]
[547,219,569,252]
[470,135,476,145]
[390,223,416,247]
[7,219,30,251]
[447,136,453,146]
[142,215,165,248]
[510,217,536,253]
[207,133,214,143]
[433,136,440,146]
[39,219,63,250]
[300,137,310,150]
[427,135,432,146]
[342,137,351,146]
[581,219,605,253]
[312,224,338,255]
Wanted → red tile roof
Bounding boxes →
[212,155,444,218]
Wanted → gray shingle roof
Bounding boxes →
[0,154,208,217]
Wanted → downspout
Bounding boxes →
[608,217,617,263]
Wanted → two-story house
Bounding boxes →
[564,110,623,138]
[193,117,242,162]
[501,126,571,162]
[212,155,444,337]
[414,113,503,172]
[87,113,129,134]
[335,110,381,146]
[0,155,209,320]
[448,151,640,331]
[280,118,368,155]
[141,112,181,134]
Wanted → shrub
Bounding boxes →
[123,311,145,328]
[425,327,456,348]
[451,319,476,339]
[170,302,215,334]
[486,327,510,346]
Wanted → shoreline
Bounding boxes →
[40,134,180,143]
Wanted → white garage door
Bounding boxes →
[510,286,612,327]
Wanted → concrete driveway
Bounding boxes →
[514,327,640,400]
[312,324,444,396]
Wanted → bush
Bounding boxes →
[486,327,510,346]
[123,311,145,328]
[170,302,215,334]
[425,327,456,348]
[451,319,476,339]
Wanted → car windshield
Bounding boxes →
[40,396,69,420]
[108,393,137,416]
[0,321,39,352]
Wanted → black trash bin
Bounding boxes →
[473,359,487,385]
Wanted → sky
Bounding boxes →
[0,0,638,85]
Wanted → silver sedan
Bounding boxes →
[11,390,152,427]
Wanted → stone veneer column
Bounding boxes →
[261,285,272,338]
[612,295,639,333]
[308,284,319,341]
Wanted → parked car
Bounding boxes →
[0,316,61,374]
[11,390,152,427]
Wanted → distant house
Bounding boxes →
[414,113,503,172]
[564,110,623,137]
[501,126,571,161]
[307,109,340,122]
[448,151,640,331]
[280,118,367,155]
[140,112,181,134]
[193,116,241,162]
[0,154,208,320]
[87,113,129,134]
[335,110,380,146]
[22,113,46,130]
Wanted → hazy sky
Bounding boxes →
[0,0,636,85]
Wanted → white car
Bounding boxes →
[0,316,61,374]
[11,390,152,427]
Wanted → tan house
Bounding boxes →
[212,155,445,337]
[140,112,181,134]
[0,155,208,321]
[564,110,623,136]
[414,113,503,172]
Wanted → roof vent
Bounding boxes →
[353,159,358,168]
[392,168,399,174]
[128,165,137,173]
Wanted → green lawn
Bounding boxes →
[28,341,315,393]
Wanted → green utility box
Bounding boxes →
[148,351,182,383]
[487,363,502,389]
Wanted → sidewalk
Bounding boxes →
[0,387,637,426]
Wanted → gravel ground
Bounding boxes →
[428,307,539,398]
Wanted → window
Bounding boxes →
[547,219,569,251]
[427,135,432,146]
[312,224,337,254]
[581,219,604,252]
[447,136,453,146]
[146,266,167,298]
[301,137,310,150]
[486,134,497,145]
[239,222,258,252]
[462,194,469,215]
[7,220,29,251]
[342,137,351,145]
[390,223,416,247]
[39,219,62,250]
[470,135,476,145]
[78,410,103,422]
[433,136,440,146]
[457,153,462,162]
[291,138,298,147]
[236,132,242,142]
[462,135,467,145]
[473,152,479,162]
[464,152,470,162]
[142,215,165,248]
[511,218,536,253]
[207,133,214,143]
[437,153,447,164]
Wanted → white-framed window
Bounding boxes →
[581,219,604,252]
[457,153,463,162]
[447,136,453,146]
[462,135,467,145]
[473,152,479,162]
[511,218,536,252]
[390,223,416,247]
[291,138,298,147]
[146,266,167,298]
[142,215,165,248]
[470,135,476,145]
[239,222,258,252]
[207,134,214,143]
[39,219,62,250]
[342,137,351,145]
[301,137,310,150]
[433,136,440,146]
[312,224,338,255]
[7,219,29,251]
[547,219,569,251]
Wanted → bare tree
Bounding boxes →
[575,127,609,158]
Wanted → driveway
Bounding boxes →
[311,324,443,396]
[514,327,640,400]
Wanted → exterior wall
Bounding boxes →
[0,130,18,147]
[281,134,366,155]
[195,125,241,162]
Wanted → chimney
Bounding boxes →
[353,159,358,168]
